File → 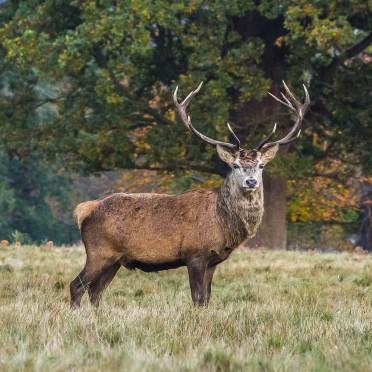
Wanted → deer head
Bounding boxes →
[173,81,310,192]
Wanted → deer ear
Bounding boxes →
[261,144,279,163]
[216,145,236,164]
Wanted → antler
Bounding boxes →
[173,82,240,150]
[256,81,310,151]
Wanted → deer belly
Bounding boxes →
[120,258,185,272]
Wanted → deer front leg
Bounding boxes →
[187,258,208,306]
[204,265,216,304]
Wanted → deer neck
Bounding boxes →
[217,174,264,247]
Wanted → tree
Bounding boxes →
[0,152,79,243]
[0,1,371,247]
[359,178,372,251]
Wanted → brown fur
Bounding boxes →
[74,201,100,230]
[70,82,308,307]
[70,168,264,308]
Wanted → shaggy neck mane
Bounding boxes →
[217,173,264,248]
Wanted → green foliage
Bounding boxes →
[0,169,15,236]
[10,230,31,245]
[0,1,371,242]
[288,223,356,251]
[1,0,369,174]
[0,152,78,243]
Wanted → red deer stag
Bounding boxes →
[70,81,310,307]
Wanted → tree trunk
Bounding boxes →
[247,174,287,249]
[231,12,289,249]
[359,182,372,251]
[231,84,289,250]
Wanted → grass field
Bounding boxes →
[0,245,371,371]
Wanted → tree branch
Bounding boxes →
[320,32,372,80]
[343,32,372,60]
[107,69,175,128]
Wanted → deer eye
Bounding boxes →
[233,164,239,169]
[259,164,265,169]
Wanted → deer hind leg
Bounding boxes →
[89,262,120,307]
[187,259,208,306]
[70,254,117,309]
[70,267,94,308]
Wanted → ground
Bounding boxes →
[0,246,371,372]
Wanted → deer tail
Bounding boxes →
[74,200,99,230]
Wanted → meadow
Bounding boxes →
[0,245,371,372]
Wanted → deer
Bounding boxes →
[70,81,310,308]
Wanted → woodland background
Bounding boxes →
[0,0,371,250]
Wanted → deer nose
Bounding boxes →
[245,178,257,188]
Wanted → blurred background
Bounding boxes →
[0,1,371,251]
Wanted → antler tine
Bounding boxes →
[267,92,296,112]
[256,123,277,150]
[181,81,204,107]
[173,82,240,150]
[258,81,310,150]
[280,92,295,110]
[274,128,302,146]
[226,122,241,148]
[303,84,310,107]
[282,80,301,107]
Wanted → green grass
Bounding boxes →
[0,245,371,371]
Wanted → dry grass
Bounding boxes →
[0,246,371,371]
